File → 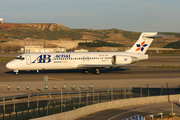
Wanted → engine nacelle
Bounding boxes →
[112,55,138,65]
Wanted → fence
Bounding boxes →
[0,83,180,120]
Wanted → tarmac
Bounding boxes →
[0,55,180,97]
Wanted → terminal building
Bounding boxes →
[21,46,66,53]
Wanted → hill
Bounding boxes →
[164,40,180,49]
[0,23,180,51]
[0,23,82,40]
[1,23,180,41]
[0,23,140,41]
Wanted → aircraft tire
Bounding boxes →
[14,72,18,75]
[94,69,100,75]
[83,70,89,74]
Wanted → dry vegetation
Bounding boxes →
[0,23,180,52]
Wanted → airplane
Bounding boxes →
[6,32,173,75]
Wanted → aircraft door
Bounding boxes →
[26,55,31,65]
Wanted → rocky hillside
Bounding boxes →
[0,23,140,41]
[0,23,82,40]
[0,23,180,48]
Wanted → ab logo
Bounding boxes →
[32,55,51,63]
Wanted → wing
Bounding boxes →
[77,64,133,69]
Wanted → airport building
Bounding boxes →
[21,45,66,53]
[74,49,88,52]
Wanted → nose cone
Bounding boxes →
[6,61,16,70]
[6,62,11,69]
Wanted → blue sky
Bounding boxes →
[0,0,180,32]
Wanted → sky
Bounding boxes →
[0,0,180,32]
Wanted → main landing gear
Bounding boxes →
[14,70,19,75]
[82,69,100,74]
[83,70,89,74]
[94,69,100,75]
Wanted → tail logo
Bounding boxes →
[136,41,148,52]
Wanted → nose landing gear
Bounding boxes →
[14,70,19,75]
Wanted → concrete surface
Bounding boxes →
[30,94,180,120]
[77,102,180,120]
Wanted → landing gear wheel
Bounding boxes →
[83,70,89,74]
[14,72,18,75]
[94,69,100,75]
[14,70,19,75]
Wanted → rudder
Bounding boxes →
[126,32,158,54]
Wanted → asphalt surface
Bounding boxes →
[2,64,180,81]
[76,102,180,120]
[1,55,180,81]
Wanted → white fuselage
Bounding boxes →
[6,51,148,71]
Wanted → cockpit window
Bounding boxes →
[15,56,25,60]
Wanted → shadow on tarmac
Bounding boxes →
[5,67,130,75]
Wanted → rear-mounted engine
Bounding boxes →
[112,55,138,65]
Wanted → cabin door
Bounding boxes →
[26,55,31,65]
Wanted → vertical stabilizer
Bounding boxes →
[126,32,157,54]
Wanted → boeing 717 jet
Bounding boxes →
[6,32,172,75]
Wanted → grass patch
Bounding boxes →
[149,54,180,56]
[0,57,14,62]
[0,40,7,43]
[78,40,126,47]
[134,66,180,68]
